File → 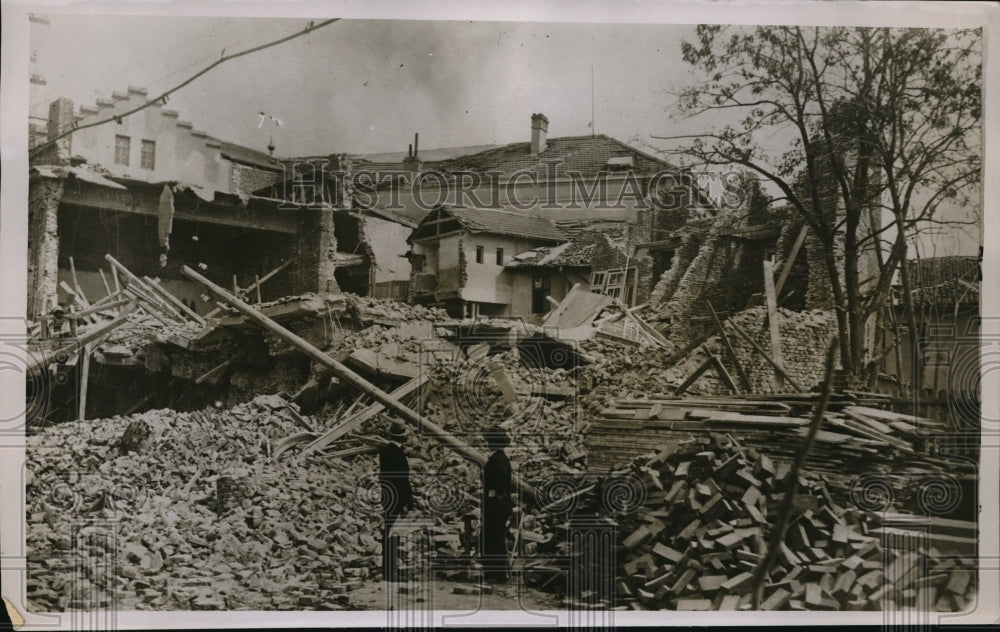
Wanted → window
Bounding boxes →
[496,248,504,266]
[140,140,156,170]
[475,245,484,264]
[114,135,130,166]
[590,272,606,290]
[411,254,425,273]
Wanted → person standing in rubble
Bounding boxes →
[481,425,513,583]
[379,420,413,582]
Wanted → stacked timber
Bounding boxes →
[608,434,978,611]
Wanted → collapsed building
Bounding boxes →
[22,96,982,613]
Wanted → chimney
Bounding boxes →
[530,113,549,155]
[403,132,422,172]
[47,97,74,141]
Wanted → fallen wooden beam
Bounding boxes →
[707,300,751,392]
[763,259,786,389]
[181,264,538,502]
[725,318,802,392]
[775,225,808,297]
[144,276,206,325]
[26,306,137,374]
[299,375,428,457]
[205,259,295,318]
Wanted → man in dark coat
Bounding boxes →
[379,420,413,582]
[481,425,513,583]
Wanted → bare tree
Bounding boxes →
[657,26,981,384]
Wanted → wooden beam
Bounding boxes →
[763,259,786,389]
[180,264,539,503]
[98,268,113,298]
[706,300,751,392]
[775,225,809,297]
[299,375,428,457]
[674,355,715,396]
[726,317,802,391]
[710,355,740,394]
[143,276,205,325]
[105,254,185,321]
[26,306,136,374]
[204,260,293,318]
[77,344,91,420]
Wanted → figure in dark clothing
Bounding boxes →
[481,425,513,583]
[379,420,413,581]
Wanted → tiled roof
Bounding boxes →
[507,224,630,268]
[905,256,981,307]
[445,206,565,243]
[428,134,676,175]
[352,144,500,164]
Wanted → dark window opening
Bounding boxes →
[496,248,504,266]
[475,245,484,264]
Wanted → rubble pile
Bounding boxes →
[599,434,977,610]
[26,395,392,611]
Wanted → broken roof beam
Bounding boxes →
[205,259,294,318]
[180,264,539,503]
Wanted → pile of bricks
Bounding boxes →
[610,434,977,611]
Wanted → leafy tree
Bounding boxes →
[657,26,981,384]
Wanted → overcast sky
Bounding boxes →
[25,13,983,256]
[30,16,710,158]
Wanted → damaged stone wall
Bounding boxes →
[27,178,65,317]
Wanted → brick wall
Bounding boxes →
[232,164,282,197]
[667,306,839,395]
[27,178,65,317]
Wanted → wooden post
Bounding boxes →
[763,259,786,389]
[180,264,539,502]
[78,343,91,420]
[774,225,808,297]
[255,275,262,304]
[706,300,751,392]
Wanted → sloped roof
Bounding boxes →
[216,139,282,171]
[905,256,981,307]
[448,207,565,242]
[429,134,675,175]
[507,224,630,268]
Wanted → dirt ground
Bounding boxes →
[348,577,563,611]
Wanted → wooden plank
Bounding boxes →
[206,260,295,318]
[710,355,740,394]
[763,259,786,389]
[775,225,808,297]
[77,343,91,420]
[725,318,802,391]
[98,268,113,298]
[675,356,715,396]
[706,300,751,391]
[298,374,429,457]
[144,276,206,325]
